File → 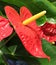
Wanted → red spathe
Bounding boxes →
[5,6,50,60]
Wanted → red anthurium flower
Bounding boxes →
[0,16,13,41]
[4,6,50,60]
[37,22,56,42]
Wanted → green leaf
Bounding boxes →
[0,11,3,16]
[47,17,56,24]
[1,0,56,17]
[1,46,11,54]
[38,57,56,65]
[53,1,56,6]
[0,40,11,55]
[0,50,8,65]
[42,39,56,57]
[36,15,46,26]
[8,45,17,55]
[1,0,40,14]
[33,0,56,17]
[0,53,5,65]
[49,0,56,2]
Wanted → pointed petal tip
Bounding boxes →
[4,6,12,15]
[43,54,50,61]
[20,6,29,14]
[43,55,50,61]
[4,6,11,9]
[47,56,50,62]
[4,6,15,13]
[20,6,27,9]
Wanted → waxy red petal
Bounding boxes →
[0,16,13,41]
[20,6,40,31]
[5,6,50,60]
